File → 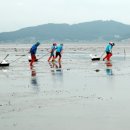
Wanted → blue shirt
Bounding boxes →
[30,44,38,54]
[56,45,63,53]
[105,44,112,52]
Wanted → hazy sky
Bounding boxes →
[0,0,130,32]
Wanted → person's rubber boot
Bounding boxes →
[30,59,34,66]
[107,54,110,61]
[30,61,33,66]
[103,55,108,61]
[48,57,51,62]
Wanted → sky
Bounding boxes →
[0,0,130,32]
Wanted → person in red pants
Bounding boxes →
[103,42,115,61]
[29,42,40,66]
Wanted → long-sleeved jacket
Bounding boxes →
[30,42,40,54]
[105,44,113,53]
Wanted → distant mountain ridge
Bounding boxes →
[0,20,130,43]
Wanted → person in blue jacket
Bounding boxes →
[29,42,40,66]
[103,42,115,61]
[54,44,63,62]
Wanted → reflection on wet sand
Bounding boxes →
[48,61,61,69]
[48,61,62,73]
[0,67,9,77]
[0,67,9,72]
[30,66,40,92]
[48,61,63,86]
[105,61,113,76]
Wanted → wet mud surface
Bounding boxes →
[0,44,130,130]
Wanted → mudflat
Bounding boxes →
[0,43,130,130]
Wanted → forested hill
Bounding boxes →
[0,20,130,42]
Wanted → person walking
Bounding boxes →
[29,42,40,66]
[103,42,115,61]
[48,43,57,62]
[54,44,63,62]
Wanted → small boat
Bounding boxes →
[91,57,100,61]
[0,60,10,67]
[90,54,100,61]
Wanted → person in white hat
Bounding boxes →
[48,43,57,62]
[103,42,115,61]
